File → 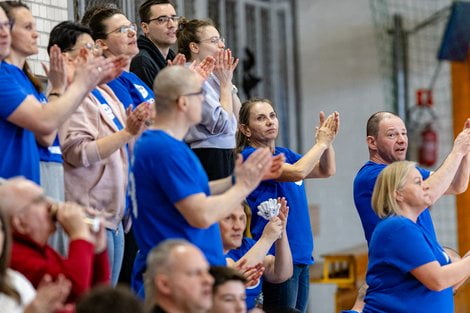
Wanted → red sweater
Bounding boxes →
[10,235,110,302]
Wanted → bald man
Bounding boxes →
[0,177,109,302]
[130,66,275,297]
[144,240,214,313]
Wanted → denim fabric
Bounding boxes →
[262,264,310,313]
[106,223,124,286]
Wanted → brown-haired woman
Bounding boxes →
[177,18,240,180]
[236,98,338,313]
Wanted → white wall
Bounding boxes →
[296,1,456,312]
[297,0,385,256]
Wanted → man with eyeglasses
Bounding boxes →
[130,65,277,297]
[130,0,179,88]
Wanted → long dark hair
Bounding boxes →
[0,1,43,93]
[82,5,123,40]
[235,98,274,154]
[0,209,20,304]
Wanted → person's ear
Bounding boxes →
[176,96,187,111]
[189,42,199,54]
[239,124,251,138]
[367,135,377,151]
[11,215,28,235]
[395,189,404,203]
[95,39,108,54]
[155,275,171,296]
[141,22,149,34]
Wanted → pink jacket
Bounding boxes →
[60,85,128,230]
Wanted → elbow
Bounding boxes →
[185,214,214,229]
[423,277,450,292]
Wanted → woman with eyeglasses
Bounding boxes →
[0,1,118,189]
[48,20,150,286]
[82,4,161,286]
[363,160,470,313]
[177,18,241,180]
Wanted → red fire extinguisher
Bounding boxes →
[419,124,437,167]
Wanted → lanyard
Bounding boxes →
[91,88,124,131]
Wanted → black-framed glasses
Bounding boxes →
[148,15,180,25]
[198,36,225,45]
[0,21,13,31]
[106,23,137,35]
[181,89,205,98]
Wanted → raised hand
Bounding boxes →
[262,216,283,242]
[234,261,265,287]
[56,202,91,241]
[43,45,67,94]
[213,49,239,85]
[277,197,289,225]
[125,101,151,136]
[189,56,216,83]
[315,111,338,147]
[167,53,186,66]
[233,148,273,192]
[263,153,285,181]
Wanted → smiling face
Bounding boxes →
[10,7,38,58]
[219,205,246,252]
[98,13,138,58]
[368,115,408,164]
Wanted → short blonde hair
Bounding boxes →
[372,161,416,218]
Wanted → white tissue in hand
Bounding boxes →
[257,198,280,220]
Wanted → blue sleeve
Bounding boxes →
[107,79,134,110]
[0,68,28,118]
[381,221,437,272]
[153,146,209,204]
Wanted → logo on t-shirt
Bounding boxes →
[134,84,149,99]
[100,103,116,121]
[295,180,303,186]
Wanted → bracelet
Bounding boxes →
[48,92,61,98]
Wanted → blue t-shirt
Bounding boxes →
[353,161,437,245]
[242,146,314,265]
[363,216,453,313]
[226,238,264,309]
[131,130,226,296]
[33,90,62,164]
[107,71,155,110]
[0,61,40,183]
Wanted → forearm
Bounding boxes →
[312,145,336,178]
[35,130,58,147]
[238,237,276,267]
[96,130,133,160]
[277,143,328,182]
[447,154,470,194]
[426,148,466,203]
[209,176,233,195]
[177,183,251,228]
[37,83,91,134]
[219,83,234,114]
[265,233,293,283]
[232,92,241,121]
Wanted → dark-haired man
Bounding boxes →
[130,0,178,88]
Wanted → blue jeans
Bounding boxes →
[262,264,310,313]
[106,223,124,286]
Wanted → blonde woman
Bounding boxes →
[364,161,470,313]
